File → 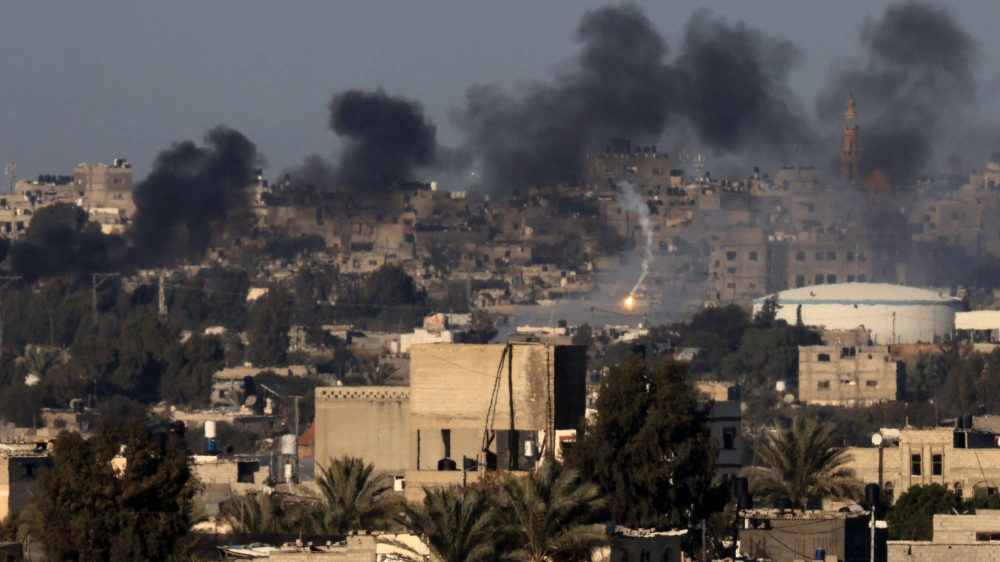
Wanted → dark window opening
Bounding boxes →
[912,454,922,476]
[722,427,737,450]
[818,353,831,362]
[933,454,943,476]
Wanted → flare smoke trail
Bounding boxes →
[618,181,653,296]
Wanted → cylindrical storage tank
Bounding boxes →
[280,434,297,456]
[204,421,217,439]
[753,283,962,344]
[814,549,825,562]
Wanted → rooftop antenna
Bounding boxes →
[694,154,706,173]
[4,163,14,194]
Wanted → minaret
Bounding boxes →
[840,95,861,182]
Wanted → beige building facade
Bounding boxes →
[798,344,901,405]
[846,428,1000,503]
[313,387,411,476]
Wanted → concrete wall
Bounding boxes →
[193,456,270,486]
[888,542,1000,562]
[268,535,376,562]
[933,510,1000,543]
[799,345,899,405]
[314,387,410,476]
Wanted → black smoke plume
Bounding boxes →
[673,11,817,159]
[455,5,673,190]
[130,126,261,265]
[456,6,818,191]
[328,89,438,191]
[817,1,978,182]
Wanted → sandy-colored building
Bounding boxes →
[798,344,901,406]
[405,343,586,501]
[739,509,874,562]
[888,510,1000,562]
[846,427,1000,503]
[0,442,53,521]
[313,343,587,502]
[313,387,411,477]
[695,382,744,477]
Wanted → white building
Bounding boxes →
[753,283,962,344]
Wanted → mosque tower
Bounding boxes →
[840,95,861,181]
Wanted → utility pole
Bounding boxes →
[3,163,14,194]
[0,276,21,350]
[158,273,167,318]
[92,273,119,329]
[293,395,300,484]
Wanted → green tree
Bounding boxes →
[571,323,593,348]
[886,484,961,540]
[311,456,400,533]
[720,328,798,394]
[745,417,861,509]
[112,313,180,402]
[160,334,226,407]
[351,357,401,386]
[247,284,291,368]
[500,460,608,562]
[225,492,288,534]
[470,309,498,343]
[568,355,721,529]
[395,486,502,562]
[29,419,198,562]
[362,265,420,307]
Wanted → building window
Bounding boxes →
[866,381,878,388]
[912,454,922,476]
[727,267,737,274]
[815,274,824,285]
[726,251,737,261]
[714,260,720,267]
[847,275,856,282]
[976,533,1000,541]
[796,275,806,288]
[933,454,943,476]
[858,253,867,262]
[796,251,805,262]
[858,274,867,282]
[722,428,737,450]
[827,251,836,261]
[749,251,758,261]
[847,252,855,262]
[817,381,830,389]
[827,274,837,284]
[818,353,831,362]
[815,252,824,261]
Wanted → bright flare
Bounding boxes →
[624,295,635,310]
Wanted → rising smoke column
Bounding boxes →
[328,89,438,192]
[618,181,653,296]
[130,126,261,265]
[456,5,820,191]
[455,4,674,190]
[672,10,818,160]
[817,1,978,182]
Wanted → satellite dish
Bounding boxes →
[871,433,884,446]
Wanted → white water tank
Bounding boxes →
[204,421,217,439]
[280,434,297,456]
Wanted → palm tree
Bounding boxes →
[500,460,608,562]
[394,486,503,562]
[225,492,285,533]
[745,417,861,509]
[359,357,401,386]
[312,456,400,533]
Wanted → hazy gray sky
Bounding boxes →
[2,0,998,181]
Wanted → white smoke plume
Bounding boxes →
[618,181,653,296]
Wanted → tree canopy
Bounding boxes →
[568,355,721,528]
